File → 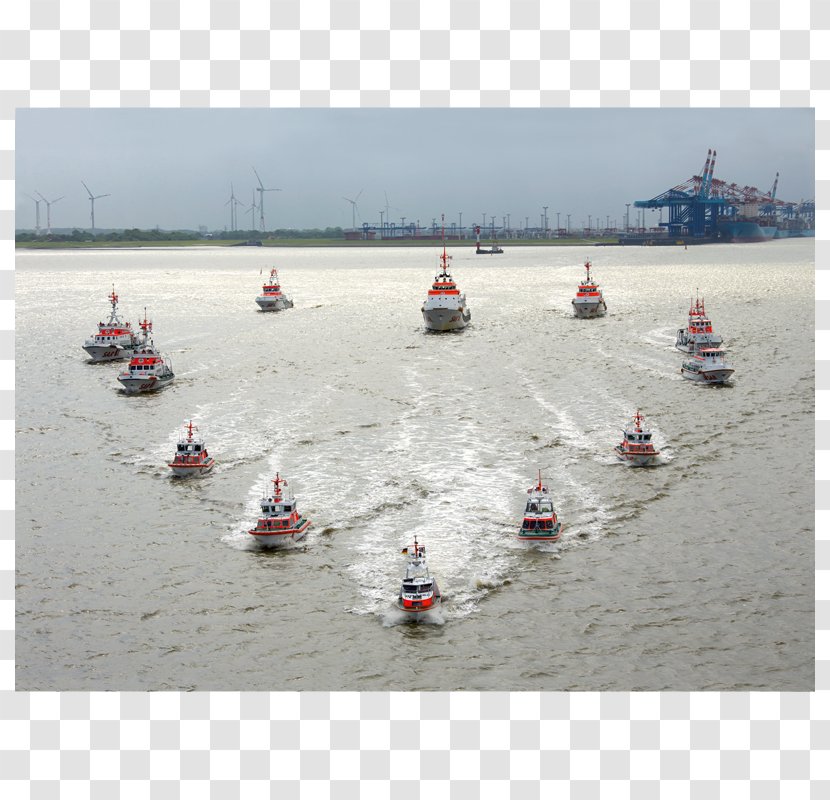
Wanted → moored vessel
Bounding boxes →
[248,472,310,547]
[571,259,607,318]
[614,410,661,467]
[675,294,723,352]
[82,286,141,362]
[116,312,175,394]
[396,536,442,613]
[517,471,562,542]
[168,421,215,477]
[474,225,504,254]
[255,268,294,311]
[680,347,734,384]
[422,218,471,332]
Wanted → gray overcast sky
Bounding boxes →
[15,108,814,232]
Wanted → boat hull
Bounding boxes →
[717,220,776,243]
[516,523,562,542]
[680,367,734,384]
[572,299,607,318]
[397,588,441,613]
[256,296,294,311]
[168,458,215,477]
[83,344,133,362]
[248,519,310,547]
[614,447,659,467]
[422,307,470,332]
[117,372,175,394]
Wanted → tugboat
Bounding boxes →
[675,294,723,352]
[248,472,310,547]
[116,312,175,394]
[82,286,141,362]
[474,225,504,254]
[571,259,607,318]
[422,217,471,332]
[517,471,562,542]
[168,421,215,477]
[680,347,735,384]
[396,536,442,614]
[255,268,294,311]
[614,410,661,467]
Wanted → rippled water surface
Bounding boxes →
[16,241,814,691]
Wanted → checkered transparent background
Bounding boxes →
[2,0,828,795]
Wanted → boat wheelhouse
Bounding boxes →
[82,286,141,362]
[614,410,661,466]
[422,218,471,332]
[675,294,723,352]
[116,312,175,394]
[571,259,607,318]
[248,472,310,546]
[517,471,562,542]
[680,347,735,384]
[397,537,442,613]
[255,268,294,311]
[168,421,215,477]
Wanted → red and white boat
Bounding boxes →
[422,219,471,331]
[168,421,215,477]
[255,268,294,311]
[571,259,607,318]
[116,312,175,394]
[517,471,562,542]
[82,286,141,361]
[614,410,660,466]
[675,294,723,352]
[396,537,442,613]
[248,472,310,546]
[680,347,734,384]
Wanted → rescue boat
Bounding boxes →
[680,347,735,384]
[571,259,607,318]
[255,268,294,311]
[675,294,723,352]
[248,472,310,547]
[82,286,141,362]
[168,421,215,477]
[614,410,661,466]
[397,536,442,613]
[517,471,562,542]
[116,312,175,394]
[422,217,471,332]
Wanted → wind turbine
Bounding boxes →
[35,191,63,235]
[252,167,281,231]
[244,189,258,231]
[225,183,240,231]
[24,193,41,235]
[342,189,363,231]
[81,181,110,233]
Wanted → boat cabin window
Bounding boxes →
[538,500,553,514]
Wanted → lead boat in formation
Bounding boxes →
[82,286,141,362]
[116,312,175,394]
[572,259,607,318]
[614,410,661,466]
[396,536,442,614]
[422,221,471,332]
[248,472,310,547]
[675,294,723,352]
[517,471,562,543]
[680,347,735,384]
[168,421,215,477]
[255,268,294,311]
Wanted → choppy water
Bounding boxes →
[15,240,814,691]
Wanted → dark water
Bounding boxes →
[15,241,814,691]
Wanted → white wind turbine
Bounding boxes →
[81,181,111,233]
[342,189,364,231]
[252,167,281,231]
[35,191,64,235]
[24,193,42,235]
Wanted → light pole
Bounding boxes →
[566,214,571,235]
[556,211,560,236]
[459,212,462,239]
[625,203,631,233]
[543,205,548,237]
[588,214,592,232]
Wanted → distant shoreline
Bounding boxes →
[15,236,626,250]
